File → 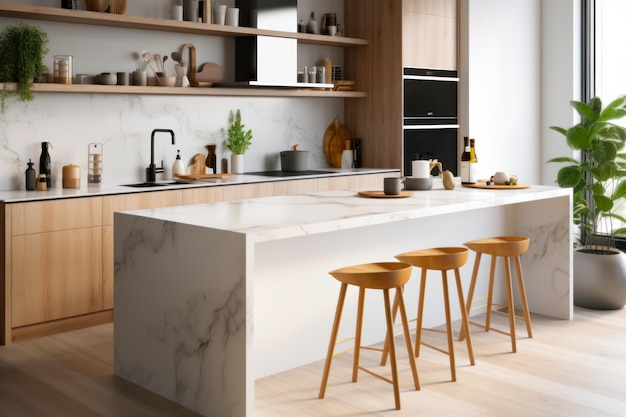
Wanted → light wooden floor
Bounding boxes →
[1,307,625,416]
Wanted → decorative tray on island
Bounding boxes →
[462,180,531,190]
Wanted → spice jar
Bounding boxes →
[37,174,47,191]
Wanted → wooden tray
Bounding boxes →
[357,191,413,198]
[462,181,530,190]
[175,173,233,180]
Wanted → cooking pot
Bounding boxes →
[280,145,309,171]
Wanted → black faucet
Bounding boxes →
[146,129,175,182]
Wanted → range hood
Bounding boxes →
[235,0,331,88]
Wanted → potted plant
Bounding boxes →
[225,109,252,174]
[548,95,626,309]
[0,24,49,112]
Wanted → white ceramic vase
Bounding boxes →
[231,154,244,174]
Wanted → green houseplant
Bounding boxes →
[549,95,626,309]
[0,24,49,111]
[225,109,252,174]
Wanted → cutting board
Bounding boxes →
[188,153,207,175]
[323,117,350,168]
[175,173,232,180]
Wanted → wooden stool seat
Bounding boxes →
[461,236,533,353]
[384,247,475,382]
[319,262,420,410]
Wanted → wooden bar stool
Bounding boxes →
[385,247,476,382]
[460,236,533,353]
[319,262,420,410]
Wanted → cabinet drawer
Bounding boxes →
[102,190,183,225]
[11,227,103,327]
[11,198,103,235]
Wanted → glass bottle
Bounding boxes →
[460,136,472,184]
[469,138,478,184]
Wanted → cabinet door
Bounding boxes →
[403,0,457,70]
[12,227,103,327]
[12,198,102,235]
[182,187,225,205]
[274,179,318,196]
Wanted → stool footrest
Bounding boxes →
[359,366,394,385]
[419,341,452,356]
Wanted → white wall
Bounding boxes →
[541,0,581,186]
[0,0,345,190]
[460,0,580,186]
[461,0,542,184]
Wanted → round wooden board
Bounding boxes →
[462,182,531,190]
[357,191,414,198]
[323,117,350,168]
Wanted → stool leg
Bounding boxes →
[514,254,533,338]
[454,267,475,366]
[352,287,366,382]
[441,270,456,381]
[319,283,348,399]
[380,286,402,366]
[503,256,517,353]
[486,255,497,332]
[415,268,428,358]
[383,288,402,410]
[397,287,420,391]
[460,252,482,341]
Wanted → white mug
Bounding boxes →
[213,4,227,25]
[225,7,239,26]
[411,160,431,179]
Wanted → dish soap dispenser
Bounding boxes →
[172,149,185,178]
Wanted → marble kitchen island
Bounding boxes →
[113,180,572,417]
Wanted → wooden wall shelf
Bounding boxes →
[0,3,367,98]
[0,82,366,98]
[0,3,368,47]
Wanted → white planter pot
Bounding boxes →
[574,246,626,309]
[231,154,244,174]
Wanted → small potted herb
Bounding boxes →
[225,109,253,173]
[0,24,50,111]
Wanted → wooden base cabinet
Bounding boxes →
[1,173,396,344]
[12,228,103,327]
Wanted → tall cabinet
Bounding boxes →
[344,0,458,171]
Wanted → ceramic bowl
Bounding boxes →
[404,176,432,191]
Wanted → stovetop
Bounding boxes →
[246,170,335,177]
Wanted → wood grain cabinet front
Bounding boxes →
[11,227,103,327]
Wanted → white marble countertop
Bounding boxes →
[122,179,571,243]
[0,168,396,203]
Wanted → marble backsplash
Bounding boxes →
[0,92,344,190]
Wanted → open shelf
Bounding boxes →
[0,3,367,98]
[0,3,368,47]
[0,82,366,98]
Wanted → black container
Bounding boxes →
[61,0,77,9]
[25,159,36,190]
[39,141,52,188]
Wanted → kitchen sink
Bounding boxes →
[121,181,177,188]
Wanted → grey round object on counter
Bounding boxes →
[280,150,309,171]
[404,176,432,190]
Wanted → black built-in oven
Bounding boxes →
[403,68,459,176]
